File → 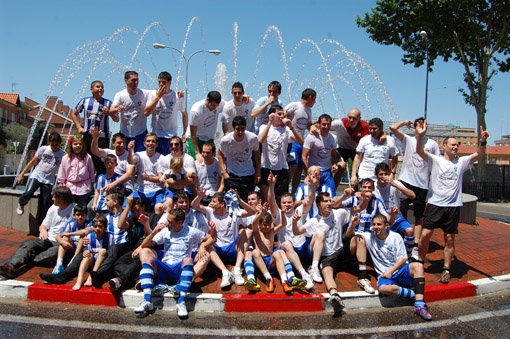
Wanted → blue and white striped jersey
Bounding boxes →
[106,212,129,245]
[94,173,122,211]
[75,96,112,137]
[85,231,111,256]
[61,219,92,247]
[342,195,389,232]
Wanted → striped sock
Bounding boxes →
[414,299,425,307]
[404,236,415,256]
[177,263,194,304]
[244,260,255,281]
[140,263,154,302]
[284,261,295,281]
[397,286,416,298]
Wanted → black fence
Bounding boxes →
[463,164,509,202]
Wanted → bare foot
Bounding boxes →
[72,282,82,291]
[84,276,93,287]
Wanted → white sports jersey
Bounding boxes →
[195,159,222,196]
[251,96,284,134]
[204,207,241,247]
[112,88,149,137]
[221,99,255,132]
[219,131,259,176]
[356,134,399,181]
[301,209,350,256]
[152,225,206,265]
[103,148,135,192]
[398,134,440,189]
[303,133,338,171]
[134,151,164,193]
[75,97,112,138]
[276,205,307,248]
[361,231,408,276]
[158,153,196,175]
[373,180,407,219]
[259,124,294,170]
[284,102,312,137]
[147,90,184,138]
[186,99,224,141]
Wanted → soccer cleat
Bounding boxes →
[134,300,154,314]
[167,285,180,298]
[282,282,293,294]
[266,279,275,293]
[244,279,260,292]
[328,293,345,312]
[52,265,64,275]
[152,283,170,297]
[308,267,323,283]
[290,277,307,289]
[232,269,245,286]
[410,247,420,262]
[109,277,122,291]
[220,272,233,288]
[302,272,314,290]
[357,278,375,294]
[16,203,24,215]
[0,264,15,279]
[439,270,450,284]
[176,302,188,319]
[414,305,433,320]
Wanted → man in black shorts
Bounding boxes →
[416,120,489,283]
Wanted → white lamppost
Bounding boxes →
[153,43,221,112]
[420,30,430,120]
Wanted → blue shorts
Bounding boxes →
[156,137,171,156]
[377,263,413,288]
[126,130,147,153]
[153,258,182,285]
[294,238,312,266]
[262,254,274,271]
[213,238,238,265]
[390,217,413,234]
[133,190,165,209]
[320,170,336,197]
[287,142,304,167]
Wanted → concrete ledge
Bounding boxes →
[0,279,33,299]
[470,274,510,295]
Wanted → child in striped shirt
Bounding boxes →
[92,155,121,213]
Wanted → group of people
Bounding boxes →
[0,70,490,321]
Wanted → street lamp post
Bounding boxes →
[420,30,429,120]
[153,43,221,112]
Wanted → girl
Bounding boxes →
[57,135,95,204]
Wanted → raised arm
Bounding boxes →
[415,120,429,162]
[191,186,208,215]
[389,120,413,142]
[267,171,279,218]
[291,210,307,236]
[90,127,107,158]
[470,125,489,165]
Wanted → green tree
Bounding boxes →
[357,0,510,179]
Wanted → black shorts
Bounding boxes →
[423,204,460,234]
[399,180,428,219]
[260,168,289,196]
[337,147,356,163]
[319,246,351,271]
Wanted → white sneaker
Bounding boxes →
[308,267,323,283]
[220,272,233,288]
[176,302,188,319]
[357,278,375,294]
[302,272,314,290]
[134,300,154,314]
[232,269,244,286]
[410,247,420,262]
[16,203,23,215]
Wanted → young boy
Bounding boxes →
[92,155,121,214]
[52,203,91,274]
[72,214,110,290]
[156,156,195,214]
[361,214,432,320]
[247,204,306,294]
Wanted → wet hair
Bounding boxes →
[144,132,158,142]
[318,114,332,123]
[369,118,383,129]
[360,178,375,189]
[73,203,88,215]
[268,81,282,93]
[124,71,138,80]
[52,186,73,203]
[112,132,126,143]
[202,141,216,153]
[66,135,87,160]
[106,191,125,206]
[90,80,103,88]
[131,198,145,211]
[280,192,294,203]
[413,117,425,128]
[104,154,117,165]
[316,192,331,206]
[232,115,247,128]
[268,105,284,114]
[172,190,189,203]
[247,191,261,200]
[259,211,273,225]
[301,88,316,99]
[158,71,172,81]
[207,91,222,104]
[443,136,458,145]
[212,192,226,206]
[372,213,388,224]
[93,214,107,228]
[375,162,390,175]
[232,82,244,92]
[168,208,185,223]
[170,156,183,171]
[169,136,183,150]
[48,132,62,144]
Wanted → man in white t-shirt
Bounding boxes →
[145,71,186,156]
[250,81,284,134]
[195,141,223,201]
[186,91,224,161]
[302,114,341,197]
[390,118,440,257]
[286,88,316,195]
[351,118,399,187]
[110,71,149,152]
[0,186,76,279]
[221,82,255,135]
[218,115,261,201]
[416,120,489,284]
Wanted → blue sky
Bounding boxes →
[1,0,508,142]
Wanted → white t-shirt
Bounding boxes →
[158,153,197,175]
[374,180,406,220]
[259,124,294,170]
[204,207,241,247]
[221,99,255,132]
[152,225,206,265]
[146,90,184,138]
[398,134,440,189]
[284,102,311,137]
[303,133,338,171]
[186,99,224,141]
[427,154,472,207]
[134,151,164,193]
[158,209,210,252]
[43,203,76,242]
[251,96,284,134]
[219,131,259,176]
[356,135,399,181]
[331,119,359,150]
[112,88,149,137]
[361,231,408,276]
[103,148,135,192]
[276,205,307,248]
[30,146,65,185]
[195,159,222,196]
[301,209,350,256]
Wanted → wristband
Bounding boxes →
[480,141,487,146]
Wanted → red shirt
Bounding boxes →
[341,118,369,143]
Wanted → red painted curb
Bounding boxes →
[27,283,120,307]
[424,282,476,302]
[223,293,324,312]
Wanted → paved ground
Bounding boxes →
[1,216,509,295]
[477,202,510,224]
